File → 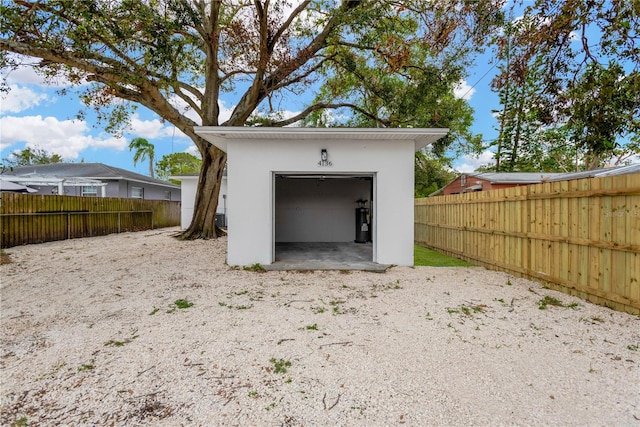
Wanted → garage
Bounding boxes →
[193,127,448,269]
[273,173,374,268]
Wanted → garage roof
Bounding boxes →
[194,127,449,152]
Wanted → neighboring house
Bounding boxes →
[433,164,640,196]
[437,172,564,195]
[170,172,227,229]
[1,163,181,201]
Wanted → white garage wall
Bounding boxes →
[275,177,371,242]
[226,138,414,266]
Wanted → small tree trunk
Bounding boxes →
[181,144,227,239]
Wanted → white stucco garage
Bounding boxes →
[194,127,448,267]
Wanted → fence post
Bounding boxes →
[67,213,71,240]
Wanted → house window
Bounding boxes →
[82,186,98,197]
[131,187,144,199]
[164,191,171,200]
[460,175,467,187]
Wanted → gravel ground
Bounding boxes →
[1,227,639,426]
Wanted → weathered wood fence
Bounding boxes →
[415,174,640,314]
[1,193,181,248]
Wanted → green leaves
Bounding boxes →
[155,152,202,182]
[490,0,639,171]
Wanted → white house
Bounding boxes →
[193,127,448,267]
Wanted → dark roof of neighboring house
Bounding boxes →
[4,163,179,188]
[468,172,564,184]
[547,164,640,182]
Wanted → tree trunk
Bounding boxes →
[181,143,227,239]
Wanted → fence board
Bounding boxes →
[415,173,640,314]
[1,193,180,248]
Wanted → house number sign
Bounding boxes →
[318,148,332,167]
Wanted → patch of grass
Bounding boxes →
[311,306,326,314]
[248,391,259,398]
[12,417,28,426]
[243,263,266,273]
[305,323,318,330]
[538,295,564,310]
[628,344,638,351]
[174,299,194,309]
[149,307,160,315]
[0,249,11,265]
[78,362,95,372]
[448,303,487,317]
[269,358,292,374]
[414,245,473,267]
[219,301,252,310]
[105,339,131,347]
[105,329,139,347]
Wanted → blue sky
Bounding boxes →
[0,54,500,176]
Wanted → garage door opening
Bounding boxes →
[271,173,384,270]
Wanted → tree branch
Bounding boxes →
[266,102,388,127]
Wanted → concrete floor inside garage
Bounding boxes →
[263,242,389,272]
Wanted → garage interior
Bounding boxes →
[269,174,386,271]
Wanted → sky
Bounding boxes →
[0,3,537,177]
[0,56,500,176]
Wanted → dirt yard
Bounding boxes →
[1,228,639,426]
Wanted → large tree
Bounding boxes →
[491,0,640,171]
[1,0,501,238]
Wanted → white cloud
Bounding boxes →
[454,80,475,100]
[3,59,80,88]
[454,149,495,173]
[1,84,48,113]
[128,114,176,139]
[0,115,126,160]
[185,145,201,157]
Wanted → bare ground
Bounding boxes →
[1,227,639,426]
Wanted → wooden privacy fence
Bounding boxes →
[415,174,640,314]
[1,193,181,248]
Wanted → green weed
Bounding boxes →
[78,362,95,372]
[269,358,292,374]
[538,296,564,310]
[174,299,194,309]
[306,323,318,330]
[243,263,266,273]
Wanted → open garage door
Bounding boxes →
[273,173,376,266]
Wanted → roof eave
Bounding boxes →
[193,127,450,153]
